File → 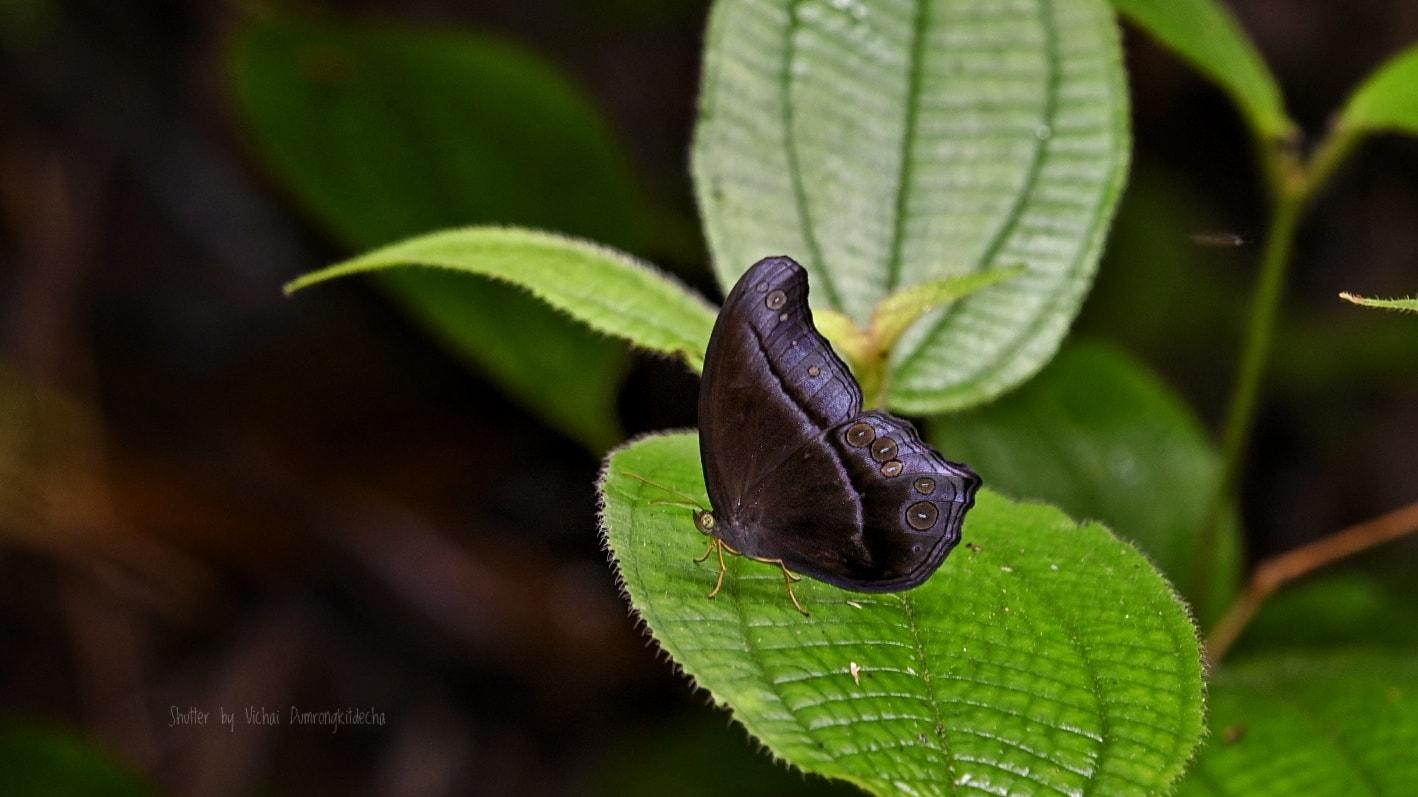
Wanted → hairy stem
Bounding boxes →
[1206,500,1418,667]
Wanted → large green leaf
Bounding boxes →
[1110,0,1293,141]
[231,16,646,450]
[287,228,718,371]
[600,432,1203,796]
[929,341,1243,623]
[1176,651,1418,796]
[1337,44,1418,138]
[693,0,1130,413]
[378,272,629,450]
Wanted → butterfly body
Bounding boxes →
[697,256,980,593]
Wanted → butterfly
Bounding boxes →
[645,255,981,614]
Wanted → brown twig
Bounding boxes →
[1206,500,1418,667]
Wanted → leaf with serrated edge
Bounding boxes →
[1339,292,1418,315]
[929,341,1243,624]
[1177,652,1418,796]
[1110,0,1293,140]
[287,227,718,372]
[600,431,1203,797]
[693,0,1130,413]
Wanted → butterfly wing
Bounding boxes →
[698,256,980,592]
[741,411,979,590]
[698,256,861,521]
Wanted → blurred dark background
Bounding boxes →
[1,0,1416,794]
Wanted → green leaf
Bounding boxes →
[816,269,1026,410]
[287,227,718,372]
[693,0,1131,413]
[231,15,646,450]
[1337,44,1418,137]
[0,723,153,797]
[1339,291,1418,314]
[379,271,629,451]
[1231,570,1418,657]
[872,267,1025,355]
[929,341,1242,624]
[1176,651,1418,796]
[1110,0,1293,141]
[600,432,1204,796]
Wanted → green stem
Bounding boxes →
[1195,126,1363,624]
[1302,127,1359,198]
[1195,195,1300,617]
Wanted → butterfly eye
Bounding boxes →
[906,501,939,530]
[845,422,875,447]
[766,290,787,310]
[880,460,903,477]
[870,436,898,462]
[913,477,936,495]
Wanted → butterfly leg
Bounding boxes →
[693,537,717,563]
[707,539,730,599]
[749,556,809,616]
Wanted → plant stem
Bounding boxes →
[1221,196,1301,472]
[1193,123,1362,623]
[1206,500,1418,667]
[1193,191,1301,620]
[1301,127,1358,199]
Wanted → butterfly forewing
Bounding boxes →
[698,257,860,515]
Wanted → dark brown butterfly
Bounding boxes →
[689,255,980,612]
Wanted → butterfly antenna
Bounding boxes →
[622,471,707,511]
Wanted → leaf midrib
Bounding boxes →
[896,591,961,795]
[884,0,931,295]
[783,0,844,312]
[893,0,1068,388]
[336,233,716,364]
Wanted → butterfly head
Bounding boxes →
[693,510,717,535]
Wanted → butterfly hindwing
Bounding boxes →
[829,411,979,588]
[738,410,977,590]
